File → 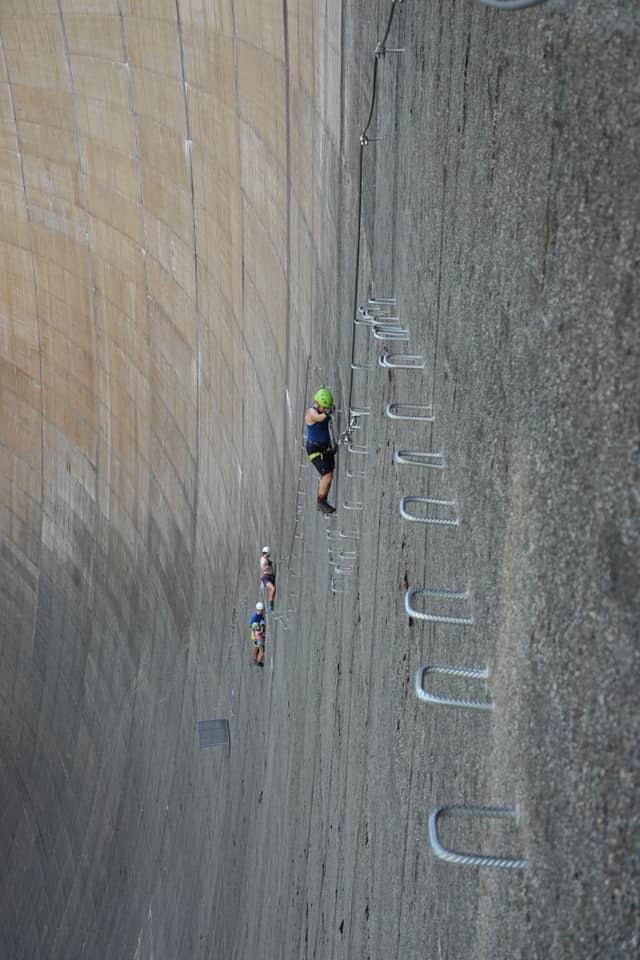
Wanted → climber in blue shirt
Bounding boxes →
[249,602,266,666]
[305,387,336,514]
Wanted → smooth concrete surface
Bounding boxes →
[0,2,638,959]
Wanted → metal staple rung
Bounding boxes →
[404,587,473,625]
[351,361,373,370]
[346,467,366,479]
[329,546,357,557]
[375,319,402,328]
[331,577,347,594]
[415,665,494,711]
[368,297,396,306]
[359,313,399,325]
[374,42,405,56]
[348,444,369,455]
[394,450,445,468]
[350,406,371,417]
[400,496,458,526]
[360,307,401,323]
[428,805,527,870]
[379,352,425,370]
[386,403,433,422]
[355,315,378,327]
[338,550,357,561]
[343,500,363,511]
[372,327,410,341]
[357,313,402,327]
[481,0,557,10]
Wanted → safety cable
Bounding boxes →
[345,0,402,424]
[287,353,311,570]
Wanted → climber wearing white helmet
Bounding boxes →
[259,546,276,612]
[249,601,266,667]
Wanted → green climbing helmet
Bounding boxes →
[314,387,334,409]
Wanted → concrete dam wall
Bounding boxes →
[1,2,638,959]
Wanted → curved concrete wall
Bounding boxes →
[0,2,345,955]
[2,2,639,959]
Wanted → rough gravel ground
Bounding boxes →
[215,2,639,958]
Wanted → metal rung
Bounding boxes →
[379,352,425,370]
[328,552,346,566]
[332,564,355,575]
[386,403,433,422]
[356,313,401,327]
[348,443,369,455]
[375,42,405,56]
[481,0,559,10]
[404,586,473,625]
[330,549,357,561]
[428,805,527,870]
[351,361,374,370]
[343,500,363,511]
[415,665,494,711]
[394,450,445,468]
[359,306,401,323]
[331,577,347,594]
[368,296,396,306]
[360,133,383,146]
[346,467,366,479]
[350,405,370,417]
[400,496,458,526]
[360,310,398,323]
[372,327,410,341]
[339,529,360,541]
[355,314,378,326]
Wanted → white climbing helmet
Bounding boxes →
[262,546,270,555]
[256,601,265,612]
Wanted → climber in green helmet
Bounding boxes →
[305,387,337,514]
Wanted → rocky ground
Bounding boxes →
[216,2,639,958]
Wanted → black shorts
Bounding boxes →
[307,445,335,477]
